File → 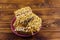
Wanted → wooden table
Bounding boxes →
[0,0,60,40]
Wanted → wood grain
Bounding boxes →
[0,0,60,40]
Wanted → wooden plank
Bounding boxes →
[0,33,24,40]
[48,38,60,40]
[0,28,11,33]
[0,0,33,3]
[0,8,60,18]
[0,7,60,14]
[0,0,50,5]
[0,8,52,13]
[0,4,17,9]
[0,8,51,12]
[0,0,52,8]
[0,0,60,7]
[51,0,60,7]
[0,24,10,28]
[0,33,60,40]
[0,1,52,11]
[40,31,60,39]
[0,15,14,24]
[0,33,11,40]
[0,8,58,13]
[0,15,14,22]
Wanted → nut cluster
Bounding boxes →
[13,7,42,35]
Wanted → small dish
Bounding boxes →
[11,17,38,37]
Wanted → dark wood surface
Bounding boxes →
[0,0,60,40]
